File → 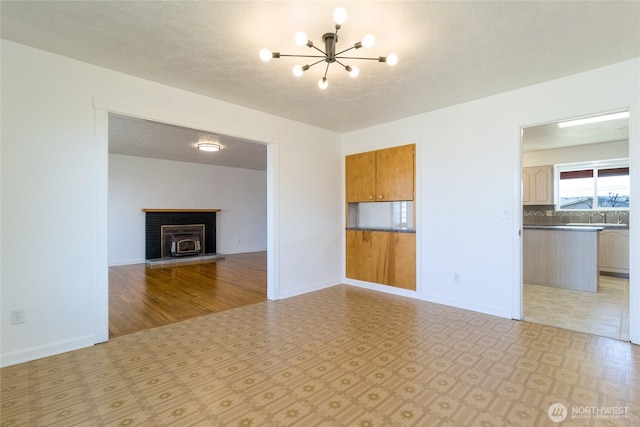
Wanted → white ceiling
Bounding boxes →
[522,114,630,153]
[109,113,268,171]
[2,1,638,168]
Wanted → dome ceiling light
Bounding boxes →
[260,7,397,90]
[197,142,221,152]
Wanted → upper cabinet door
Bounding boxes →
[523,165,554,205]
[346,151,376,202]
[375,144,415,201]
[532,166,553,204]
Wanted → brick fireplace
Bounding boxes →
[143,209,221,263]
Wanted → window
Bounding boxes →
[556,160,629,210]
[392,201,411,228]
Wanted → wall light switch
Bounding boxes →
[501,208,510,219]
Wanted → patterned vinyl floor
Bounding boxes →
[524,275,630,342]
[1,285,638,426]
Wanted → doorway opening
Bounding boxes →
[521,110,630,341]
[105,112,271,338]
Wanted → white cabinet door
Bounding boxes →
[523,166,554,205]
[599,229,629,275]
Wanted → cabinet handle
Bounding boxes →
[378,195,384,199]
[369,195,374,199]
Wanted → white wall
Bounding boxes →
[344,59,640,343]
[2,39,638,367]
[1,40,343,366]
[109,154,267,265]
[523,140,629,167]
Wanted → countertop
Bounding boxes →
[346,226,416,233]
[524,223,628,231]
[524,225,604,232]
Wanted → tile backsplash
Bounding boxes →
[523,205,629,225]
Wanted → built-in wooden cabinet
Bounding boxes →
[345,151,376,202]
[346,144,414,202]
[599,229,629,276]
[346,230,416,290]
[345,144,416,291]
[523,166,554,205]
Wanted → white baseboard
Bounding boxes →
[277,278,342,300]
[108,258,145,266]
[0,335,95,368]
[94,324,109,344]
[344,278,418,299]
[218,247,267,255]
[343,278,512,319]
[419,292,513,319]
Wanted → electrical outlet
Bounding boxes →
[454,273,461,284]
[10,309,25,325]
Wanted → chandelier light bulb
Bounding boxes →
[318,77,328,89]
[294,32,308,46]
[293,65,304,77]
[386,53,398,66]
[333,7,347,25]
[348,65,359,78]
[361,34,375,48]
[259,48,272,62]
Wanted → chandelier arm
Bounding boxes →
[335,56,383,61]
[278,54,327,59]
[310,44,327,56]
[334,59,349,68]
[322,62,331,79]
[335,46,356,56]
[307,58,326,68]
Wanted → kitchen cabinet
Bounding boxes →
[346,230,416,290]
[523,227,599,292]
[523,166,554,205]
[346,144,414,202]
[599,229,629,276]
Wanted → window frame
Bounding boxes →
[555,158,630,211]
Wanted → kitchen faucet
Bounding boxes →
[601,212,607,223]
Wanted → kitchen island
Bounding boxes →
[523,225,603,292]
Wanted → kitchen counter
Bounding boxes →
[523,227,599,292]
[566,223,628,229]
[524,225,604,232]
[525,223,628,230]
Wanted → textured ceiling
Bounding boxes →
[2,1,638,168]
[109,113,268,171]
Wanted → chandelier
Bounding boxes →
[259,7,398,90]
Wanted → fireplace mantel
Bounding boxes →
[142,208,221,213]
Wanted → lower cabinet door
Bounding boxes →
[346,230,415,290]
[388,232,416,290]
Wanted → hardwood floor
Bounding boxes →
[109,251,267,337]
